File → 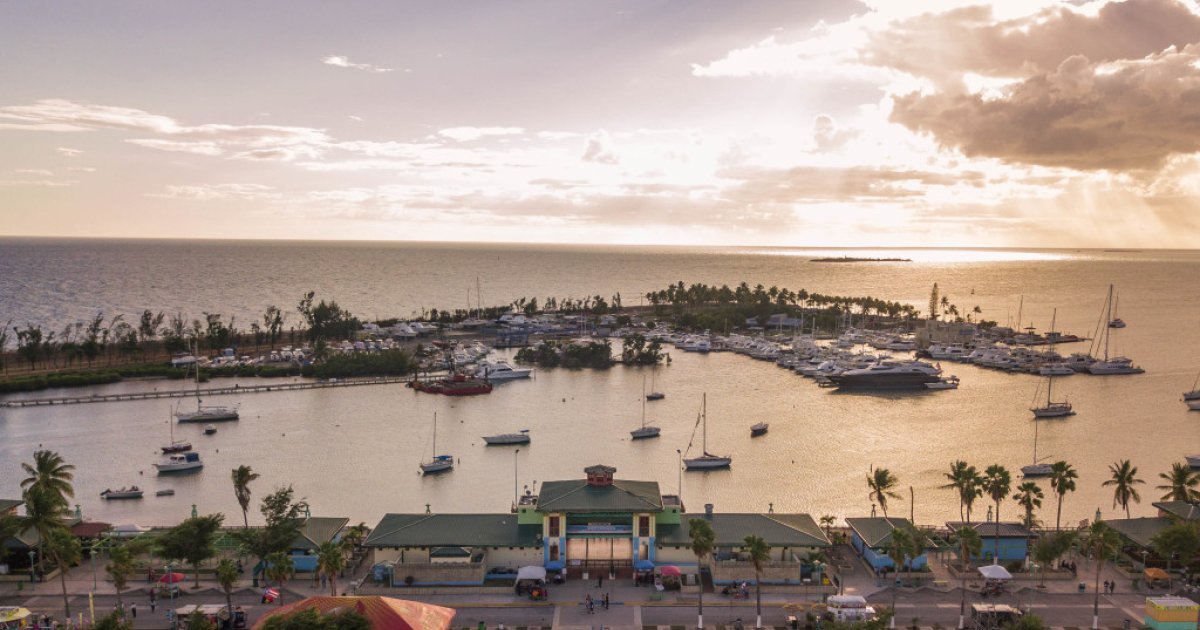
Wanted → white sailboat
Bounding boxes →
[1183,370,1200,402]
[420,412,453,474]
[1021,420,1053,477]
[646,371,665,401]
[631,376,661,439]
[684,393,731,470]
[1032,310,1075,418]
[176,354,240,422]
[1089,285,1144,375]
[1108,292,1126,328]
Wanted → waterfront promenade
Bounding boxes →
[0,544,1157,630]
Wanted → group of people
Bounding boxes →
[582,593,609,614]
[1102,580,1118,594]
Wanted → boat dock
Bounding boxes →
[0,376,416,408]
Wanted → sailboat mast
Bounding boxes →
[1032,420,1038,464]
[432,412,437,457]
[641,376,647,429]
[1047,308,1057,403]
[1104,285,1113,360]
[702,393,707,453]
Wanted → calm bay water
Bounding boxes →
[1,238,1199,529]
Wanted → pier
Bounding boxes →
[0,376,417,408]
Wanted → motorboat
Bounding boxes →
[645,391,665,401]
[420,412,454,474]
[1189,400,1200,411]
[156,489,175,497]
[483,430,531,445]
[684,394,731,470]
[1038,363,1075,376]
[1184,371,1200,401]
[1188,455,1200,469]
[1108,318,1126,329]
[410,374,494,396]
[828,360,941,390]
[925,375,960,390]
[203,425,217,435]
[750,422,769,437]
[631,376,662,440]
[155,452,203,473]
[100,487,144,500]
[474,360,532,381]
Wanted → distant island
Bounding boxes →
[810,256,912,263]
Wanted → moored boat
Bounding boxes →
[155,452,203,474]
[410,374,494,396]
[100,486,144,500]
[750,422,768,437]
[155,489,175,497]
[828,360,941,390]
[631,376,662,440]
[925,375,960,390]
[203,424,217,435]
[1188,455,1200,469]
[684,394,731,470]
[420,412,454,474]
[484,430,531,445]
[474,360,532,381]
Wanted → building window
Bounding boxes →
[638,516,650,537]
[550,542,560,561]
[549,516,560,538]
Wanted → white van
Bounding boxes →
[826,595,877,622]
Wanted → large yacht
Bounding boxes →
[828,361,941,390]
[474,360,532,381]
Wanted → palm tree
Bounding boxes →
[317,541,346,597]
[44,526,81,619]
[819,515,836,541]
[1013,482,1044,528]
[982,465,1011,564]
[1049,461,1078,531]
[22,485,65,574]
[688,518,715,630]
[941,461,970,521]
[954,527,982,630]
[231,465,260,528]
[20,450,75,505]
[961,466,985,523]
[886,527,913,630]
[1103,459,1144,518]
[217,558,239,618]
[106,545,137,614]
[743,535,770,630]
[1082,521,1121,630]
[1156,462,1200,502]
[264,551,294,606]
[868,467,902,517]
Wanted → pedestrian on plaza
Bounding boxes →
[597,573,603,587]
[150,599,156,613]
[131,604,137,619]
[603,593,609,609]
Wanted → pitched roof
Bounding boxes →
[71,521,113,538]
[945,522,1036,538]
[253,596,455,630]
[1154,501,1200,521]
[289,517,349,551]
[536,479,662,513]
[1107,517,1174,548]
[656,514,830,548]
[845,517,912,548]
[364,514,540,548]
[0,499,23,514]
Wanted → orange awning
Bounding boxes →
[253,596,455,630]
[1145,568,1170,580]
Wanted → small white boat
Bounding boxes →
[154,452,203,473]
[155,489,175,497]
[925,375,960,390]
[750,422,769,437]
[203,424,217,435]
[100,487,144,500]
[631,376,661,440]
[1038,363,1075,376]
[483,430,530,445]
[1187,455,1200,469]
[1183,371,1200,401]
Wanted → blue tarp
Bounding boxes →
[634,559,655,571]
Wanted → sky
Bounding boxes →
[3,0,1200,247]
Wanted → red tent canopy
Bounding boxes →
[252,596,455,630]
[158,572,186,584]
[659,566,682,577]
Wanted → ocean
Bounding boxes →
[1,237,1198,530]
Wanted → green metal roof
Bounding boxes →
[365,514,541,548]
[289,517,349,552]
[656,514,830,548]
[1107,517,1173,548]
[536,479,662,513]
[845,517,912,548]
[945,522,1036,539]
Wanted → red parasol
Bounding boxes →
[158,572,186,584]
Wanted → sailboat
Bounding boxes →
[419,412,454,474]
[683,393,731,470]
[161,409,192,453]
[1108,292,1126,328]
[646,371,665,401]
[1183,371,1200,402]
[631,376,661,439]
[175,354,240,422]
[1089,285,1144,375]
[1032,309,1075,418]
[1021,420,1054,477]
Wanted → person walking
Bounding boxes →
[603,593,609,609]
[131,604,137,619]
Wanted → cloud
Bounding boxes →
[322,55,394,73]
[811,115,858,152]
[0,99,331,161]
[56,147,83,157]
[436,126,524,142]
[14,168,52,175]
[151,183,282,201]
[891,45,1200,170]
[581,130,618,164]
[722,164,985,203]
[0,178,77,187]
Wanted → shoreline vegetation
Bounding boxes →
[1,282,990,393]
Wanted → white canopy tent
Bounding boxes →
[977,564,1012,580]
[516,566,547,582]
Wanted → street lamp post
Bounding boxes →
[91,543,98,590]
[676,449,682,498]
[27,550,36,584]
[514,449,520,510]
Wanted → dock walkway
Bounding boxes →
[0,376,416,408]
